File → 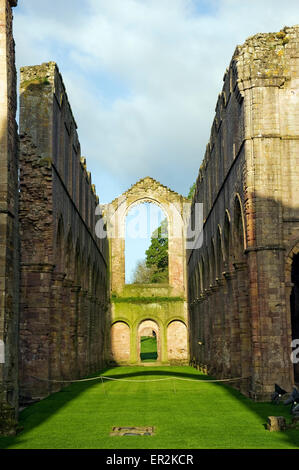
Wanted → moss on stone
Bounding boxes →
[276,31,286,39]
[38,156,52,168]
[111,296,184,304]
[21,77,51,91]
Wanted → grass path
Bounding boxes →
[0,366,299,449]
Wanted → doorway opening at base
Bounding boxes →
[138,320,159,363]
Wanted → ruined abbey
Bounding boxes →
[1,0,299,435]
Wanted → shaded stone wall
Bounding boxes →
[0,0,19,435]
[187,25,299,400]
[19,62,110,402]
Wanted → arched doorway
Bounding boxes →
[167,320,188,362]
[111,322,130,363]
[138,320,160,362]
[291,253,299,382]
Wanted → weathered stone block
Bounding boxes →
[267,416,287,432]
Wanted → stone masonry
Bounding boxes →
[187,26,299,400]
[1,0,299,435]
[0,0,19,436]
[18,62,110,402]
[104,177,189,365]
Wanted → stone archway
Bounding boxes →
[167,321,188,363]
[111,321,130,363]
[103,177,187,296]
[104,177,189,366]
[137,320,160,363]
[285,242,299,386]
[291,253,299,382]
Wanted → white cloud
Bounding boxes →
[13,0,299,202]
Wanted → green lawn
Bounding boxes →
[140,336,158,362]
[0,366,299,449]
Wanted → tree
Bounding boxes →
[131,219,169,284]
[132,260,156,284]
[187,182,196,200]
[145,219,169,283]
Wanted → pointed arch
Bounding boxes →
[201,256,207,290]
[55,216,65,273]
[210,238,216,285]
[223,210,231,267]
[74,240,81,285]
[206,252,211,289]
[216,225,224,278]
[286,241,299,383]
[233,195,246,261]
[65,229,75,280]
[196,261,201,297]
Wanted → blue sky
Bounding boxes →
[125,203,166,282]
[14,0,299,204]
[13,0,299,275]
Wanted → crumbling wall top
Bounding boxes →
[190,25,299,203]
[232,25,299,83]
[110,177,188,208]
[20,62,78,130]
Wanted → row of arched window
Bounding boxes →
[53,92,99,234]
[55,218,108,302]
[188,195,246,300]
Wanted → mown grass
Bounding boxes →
[0,366,299,449]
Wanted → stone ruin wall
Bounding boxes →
[19,62,110,402]
[1,0,299,439]
[106,177,189,365]
[188,25,299,400]
[0,0,19,435]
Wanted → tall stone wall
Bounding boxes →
[0,0,19,436]
[19,62,110,402]
[188,25,299,400]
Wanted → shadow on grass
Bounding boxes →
[216,381,299,448]
[0,367,112,449]
[140,352,158,361]
[0,366,298,449]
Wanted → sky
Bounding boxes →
[125,203,166,282]
[13,0,299,278]
[13,0,299,204]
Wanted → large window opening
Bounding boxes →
[291,253,299,383]
[125,202,168,284]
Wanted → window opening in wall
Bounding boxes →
[125,202,168,285]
